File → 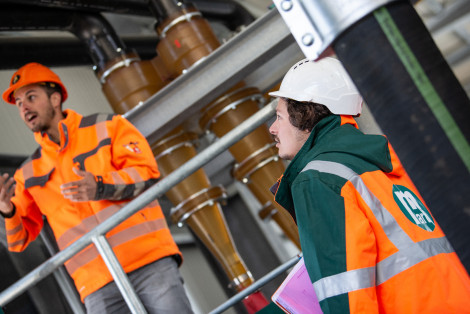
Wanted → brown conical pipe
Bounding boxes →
[151,126,254,291]
[151,2,260,294]
[152,2,293,300]
[97,52,171,114]
[154,1,300,249]
[155,4,220,79]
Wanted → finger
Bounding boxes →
[0,173,9,186]
[60,181,79,190]
[63,192,79,201]
[7,183,16,198]
[0,176,12,197]
[61,187,79,197]
[73,167,86,178]
[5,177,15,190]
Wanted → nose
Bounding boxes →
[269,120,277,135]
[20,102,30,113]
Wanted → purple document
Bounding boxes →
[272,257,323,314]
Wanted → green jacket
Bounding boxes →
[273,115,470,313]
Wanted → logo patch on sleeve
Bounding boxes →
[123,141,142,154]
[393,185,435,231]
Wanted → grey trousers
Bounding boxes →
[84,256,194,314]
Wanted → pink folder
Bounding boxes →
[272,257,323,314]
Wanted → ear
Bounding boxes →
[50,92,62,110]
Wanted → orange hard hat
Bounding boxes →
[2,62,68,105]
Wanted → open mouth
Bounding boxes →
[25,112,37,123]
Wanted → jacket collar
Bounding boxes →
[34,109,81,152]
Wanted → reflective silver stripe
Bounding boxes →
[314,266,375,302]
[65,218,168,275]
[302,160,413,249]
[313,236,453,301]
[7,238,26,250]
[6,223,23,236]
[57,204,123,249]
[376,236,453,285]
[302,160,455,301]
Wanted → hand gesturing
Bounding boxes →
[61,168,97,202]
[0,173,15,216]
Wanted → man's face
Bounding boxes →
[269,98,310,160]
[14,84,57,133]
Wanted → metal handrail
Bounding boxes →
[0,100,277,312]
[209,253,302,314]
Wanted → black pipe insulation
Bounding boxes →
[0,5,133,72]
[0,0,254,30]
[66,12,135,71]
[333,1,470,270]
[0,37,159,70]
[148,0,193,21]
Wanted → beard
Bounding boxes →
[30,104,56,133]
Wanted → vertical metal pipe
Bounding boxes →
[39,230,85,314]
[91,236,146,314]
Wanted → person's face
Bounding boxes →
[14,84,60,133]
[269,98,310,160]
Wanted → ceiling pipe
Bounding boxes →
[0,0,254,31]
[0,5,135,73]
[67,12,135,71]
[0,36,159,70]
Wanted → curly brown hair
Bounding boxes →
[284,98,332,132]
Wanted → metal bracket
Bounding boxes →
[273,0,399,59]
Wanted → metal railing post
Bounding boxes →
[92,235,147,314]
[39,230,86,314]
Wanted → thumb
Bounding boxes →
[73,167,86,178]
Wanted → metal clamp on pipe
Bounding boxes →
[97,54,141,84]
[273,0,399,59]
[161,11,202,37]
[228,272,254,290]
[170,185,227,227]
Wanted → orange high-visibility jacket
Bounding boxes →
[273,115,470,313]
[5,109,181,301]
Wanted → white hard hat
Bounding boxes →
[269,57,363,115]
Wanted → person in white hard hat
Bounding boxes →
[269,57,470,313]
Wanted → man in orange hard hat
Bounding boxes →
[0,62,194,314]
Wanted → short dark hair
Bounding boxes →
[284,98,332,132]
[40,82,63,101]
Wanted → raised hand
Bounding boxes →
[0,173,15,216]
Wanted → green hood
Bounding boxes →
[274,115,393,218]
